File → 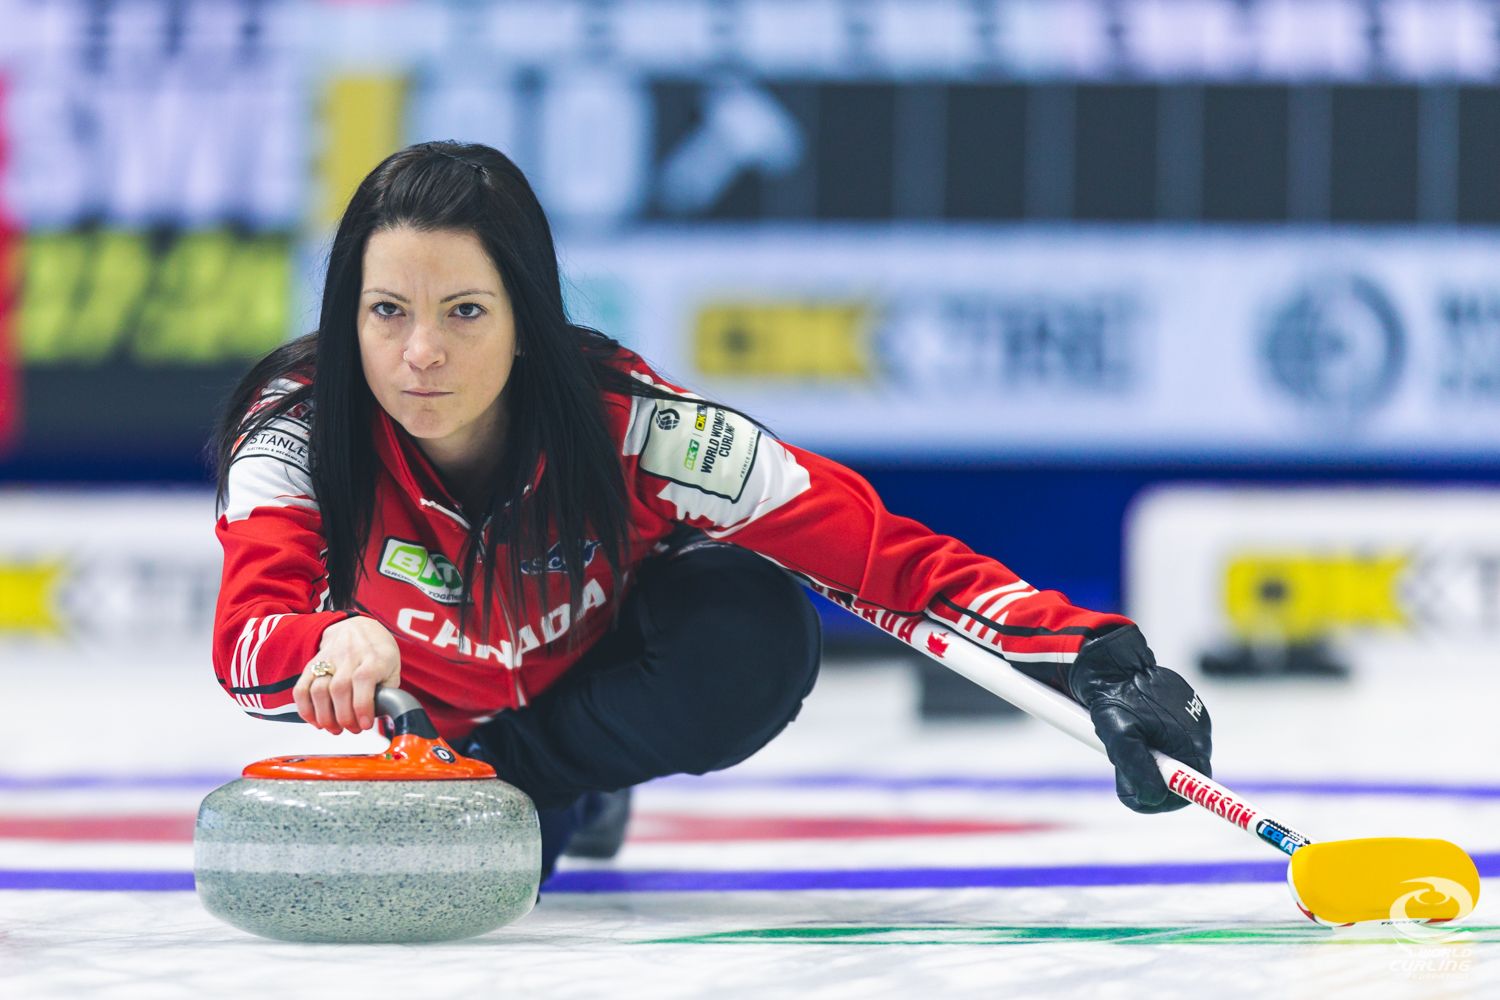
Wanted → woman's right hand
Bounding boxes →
[294,616,402,735]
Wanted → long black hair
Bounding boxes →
[215,141,699,629]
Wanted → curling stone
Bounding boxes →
[194,687,540,943]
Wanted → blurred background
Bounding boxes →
[3,0,1500,713]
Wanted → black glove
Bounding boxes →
[1066,625,1212,814]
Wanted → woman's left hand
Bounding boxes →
[293,616,402,734]
[1067,625,1212,813]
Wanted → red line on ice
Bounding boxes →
[0,816,197,842]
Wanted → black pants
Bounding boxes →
[461,538,822,854]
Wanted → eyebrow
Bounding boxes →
[362,288,497,304]
[440,289,498,303]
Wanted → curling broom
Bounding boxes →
[895,614,1480,927]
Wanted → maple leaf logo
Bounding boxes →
[926,632,949,658]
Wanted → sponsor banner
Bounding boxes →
[4,1,304,231]
[694,303,874,379]
[0,215,15,450]
[6,0,1492,87]
[1,2,305,460]
[0,70,15,449]
[320,74,407,227]
[0,490,220,643]
[1126,485,1500,678]
[560,229,1500,459]
[6,2,1500,462]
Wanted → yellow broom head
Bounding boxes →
[1288,838,1480,926]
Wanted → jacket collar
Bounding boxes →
[372,408,470,529]
[370,408,547,532]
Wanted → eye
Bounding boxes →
[372,301,402,318]
[452,302,485,319]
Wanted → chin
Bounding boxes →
[395,414,455,441]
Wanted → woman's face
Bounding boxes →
[357,226,518,460]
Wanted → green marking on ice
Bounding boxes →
[647,925,1500,946]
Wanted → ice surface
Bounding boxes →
[1,641,1496,998]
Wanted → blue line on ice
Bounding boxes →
[8,854,1500,893]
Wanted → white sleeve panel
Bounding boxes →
[621,388,653,457]
[691,438,813,538]
[630,394,812,534]
[223,383,317,523]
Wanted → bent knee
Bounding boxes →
[638,543,821,747]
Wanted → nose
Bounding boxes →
[402,321,444,370]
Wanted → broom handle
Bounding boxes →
[903,614,1314,857]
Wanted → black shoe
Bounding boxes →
[563,787,632,859]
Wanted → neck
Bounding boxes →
[414,392,509,516]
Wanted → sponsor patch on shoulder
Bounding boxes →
[235,424,310,469]
[638,401,760,502]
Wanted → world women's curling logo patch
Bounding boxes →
[639,401,760,503]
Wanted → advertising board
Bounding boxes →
[1126,485,1500,679]
[562,228,1500,460]
[0,489,220,645]
[6,0,1500,466]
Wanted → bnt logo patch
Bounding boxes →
[378,538,464,604]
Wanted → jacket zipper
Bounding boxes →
[419,497,470,530]
[496,569,527,707]
[421,496,525,707]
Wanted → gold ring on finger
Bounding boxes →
[310,660,335,678]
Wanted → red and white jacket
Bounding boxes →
[214,350,1132,740]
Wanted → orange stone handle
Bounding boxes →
[241,687,497,781]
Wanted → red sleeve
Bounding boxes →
[729,445,1131,664]
[212,382,351,721]
[616,365,1130,667]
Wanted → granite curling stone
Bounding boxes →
[194,687,540,944]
